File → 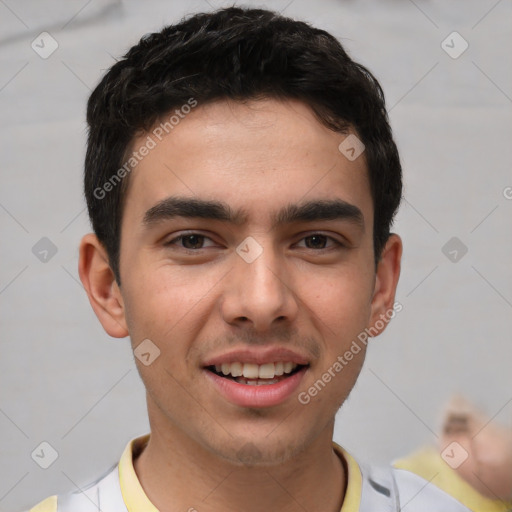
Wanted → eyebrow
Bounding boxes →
[142,196,364,231]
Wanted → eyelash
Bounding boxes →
[164,232,345,251]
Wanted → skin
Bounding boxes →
[78,98,402,512]
[440,395,512,501]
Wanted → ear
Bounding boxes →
[78,233,129,338]
[367,233,402,336]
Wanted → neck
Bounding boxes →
[133,417,346,512]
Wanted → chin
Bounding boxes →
[206,430,312,468]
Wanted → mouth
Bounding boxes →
[202,348,312,407]
[204,362,309,408]
[205,361,308,386]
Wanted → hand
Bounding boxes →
[439,394,512,501]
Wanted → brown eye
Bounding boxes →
[165,233,216,250]
[296,234,343,250]
[180,234,205,249]
[303,234,328,249]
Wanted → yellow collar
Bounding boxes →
[119,435,362,511]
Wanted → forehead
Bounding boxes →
[122,98,372,229]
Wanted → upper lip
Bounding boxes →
[203,347,311,367]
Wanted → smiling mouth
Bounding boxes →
[205,362,307,386]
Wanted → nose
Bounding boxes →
[220,240,299,332]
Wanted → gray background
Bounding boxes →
[1,0,511,510]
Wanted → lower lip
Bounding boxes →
[204,367,308,408]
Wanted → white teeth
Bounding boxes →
[283,362,293,373]
[242,363,260,379]
[230,362,243,377]
[258,362,275,379]
[237,378,280,385]
[214,361,300,379]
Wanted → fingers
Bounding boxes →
[439,394,512,501]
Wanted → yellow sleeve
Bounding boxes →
[393,446,512,512]
[28,495,57,512]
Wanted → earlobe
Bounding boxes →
[78,233,129,338]
[367,233,403,337]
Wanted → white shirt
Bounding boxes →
[27,434,509,512]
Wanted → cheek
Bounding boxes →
[122,263,224,361]
[124,264,200,322]
[305,267,374,333]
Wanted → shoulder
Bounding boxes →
[26,464,125,512]
[25,435,150,512]
[335,441,473,511]
[391,465,472,511]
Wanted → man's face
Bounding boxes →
[115,98,384,465]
